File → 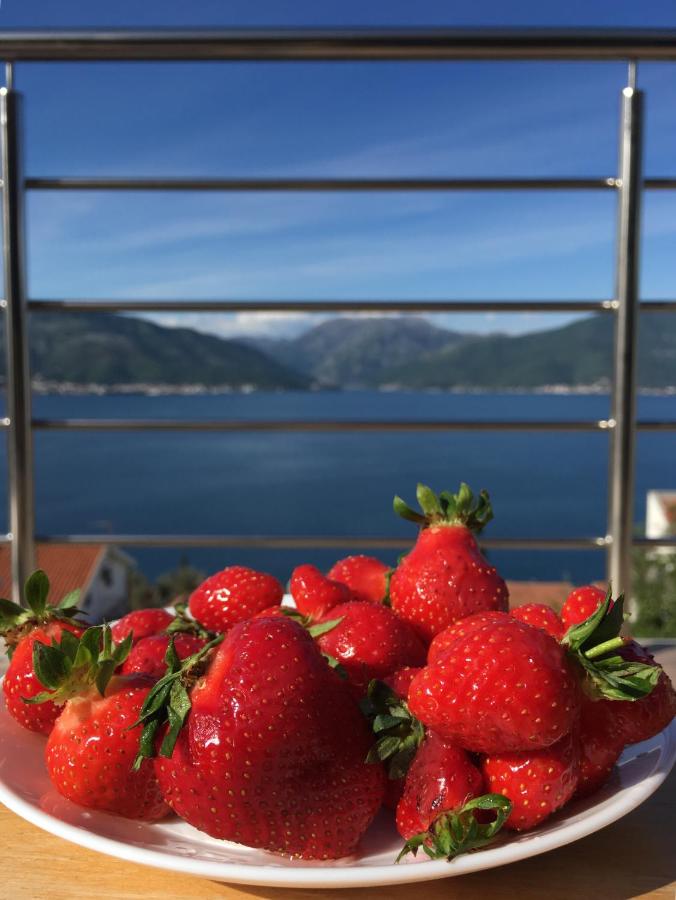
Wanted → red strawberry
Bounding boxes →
[120,633,207,679]
[3,621,84,734]
[395,732,511,862]
[315,601,427,694]
[389,483,509,643]
[0,570,86,734]
[110,607,175,645]
[510,603,564,641]
[136,616,385,859]
[189,566,283,632]
[409,619,579,753]
[481,730,579,830]
[383,665,423,699]
[428,611,511,664]
[253,604,287,619]
[561,585,607,633]
[607,642,676,746]
[575,694,625,799]
[327,555,391,605]
[30,624,169,821]
[290,564,352,620]
[396,732,484,839]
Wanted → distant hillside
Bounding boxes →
[376,314,676,389]
[253,317,465,387]
[5,313,308,389]
[1,311,673,392]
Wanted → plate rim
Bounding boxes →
[0,699,674,889]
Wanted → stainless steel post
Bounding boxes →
[608,70,643,597]
[1,84,35,603]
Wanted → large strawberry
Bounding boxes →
[389,483,509,642]
[189,566,283,632]
[480,730,579,830]
[134,616,385,859]
[1,570,85,734]
[411,592,661,755]
[327,555,392,605]
[314,601,426,694]
[396,732,511,862]
[29,624,170,821]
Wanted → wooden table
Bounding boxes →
[2,642,675,900]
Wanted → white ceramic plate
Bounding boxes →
[0,687,674,891]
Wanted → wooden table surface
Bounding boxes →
[2,641,675,900]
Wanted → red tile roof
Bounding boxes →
[507,580,605,612]
[0,543,106,602]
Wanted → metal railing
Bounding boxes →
[1,29,676,603]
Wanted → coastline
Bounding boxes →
[27,380,676,397]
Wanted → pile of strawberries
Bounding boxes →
[1,482,675,863]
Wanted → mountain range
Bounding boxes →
[3,311,675,391]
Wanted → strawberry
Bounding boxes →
[396,732,484,839]
[0,570,86,734]
[428,611,511,664]
[29,624,170,821]
[135,616,385,859]
[605,642,676,746]
[575,694,625,799]
[290,564,352,620]
[389,483,509,643]
[327,555,392,605]
[120,632,207,679]
[510,603,564,641]
[561,585,608,633]
[409,618,580,753]
[110,607,175,645]
[396,732,511,862]
[314,601,427,695]
[481,730,579,830]
[188,566,283,632]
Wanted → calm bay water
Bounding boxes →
[5,390,673,585]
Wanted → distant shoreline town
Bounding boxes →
[30,379,676,397]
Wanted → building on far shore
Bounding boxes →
[646,490,676,554]
[0,543,134,622]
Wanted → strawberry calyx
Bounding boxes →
[165,600,216,641]
[0,569,85,654]
[393,482,493,534]
[562,587,661,701]
[396,793,512,863]
[25,624,133,705]
[360,679,425,779]
[131,634,224,769]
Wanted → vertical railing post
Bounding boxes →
[0,76,35,603]
[608,65,643,598]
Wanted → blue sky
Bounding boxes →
[3,1,676,338]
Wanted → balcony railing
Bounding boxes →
[1,29,676,603]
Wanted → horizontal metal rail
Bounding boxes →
[34,533,611,550]
[22,533,676,550]
[24,176,617,191]
[28,418,676,432]
[4,29,676,61]
[31,418,619,432]
[27,299,619,314]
